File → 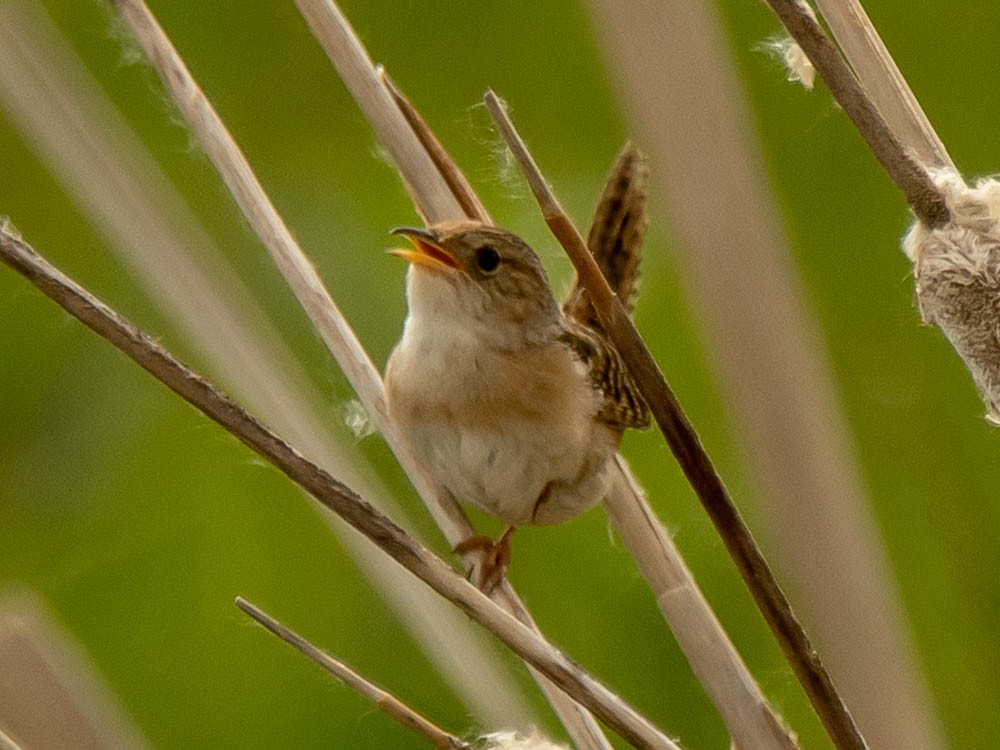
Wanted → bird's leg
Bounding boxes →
[454,526,517,594]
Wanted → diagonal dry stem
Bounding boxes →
[381,70,493,224]
[584,1,949,747]
[811,0,953,170]
[0,225,680,750]
[483,94,799,750]
[0,728,24,750]
[484,90,865,750]
[291,0,464,223]
[236,598,473,750]
[762,0,947,227]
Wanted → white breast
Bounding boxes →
[385,276,618,526]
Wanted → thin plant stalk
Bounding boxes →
[236,598,472,750]
[292,0,464,222]
[811,0,953,169]
[762,0,948,227]
[583,1,949,748]
[484,90,861,750]
[109,1,611,745]
[381,70,494,224]
[604,458,798,750]
[0,728,23,750]
[0,224,681,750]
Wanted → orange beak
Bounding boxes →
[388,227,461,271]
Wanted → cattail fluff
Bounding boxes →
[764,35,816,90]
[903,169,1000,423]
[479,730,571,750]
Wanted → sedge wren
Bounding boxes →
[385,148,649,590]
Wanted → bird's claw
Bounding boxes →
[454,527,515,594]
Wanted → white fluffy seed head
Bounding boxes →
[478,730,571,750]
[903,168,1000,422]
[341,398,375,439]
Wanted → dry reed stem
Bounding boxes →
[0,592,156,750]
[291,0,463,223]
[604,459,798,750]
[483,86,801,750]
[811,0,953,170]
[0,1,533,727]
[796,2,1000,441]
[109,0,613,745]
[0,226,681,750]
[381,71,493,224]
[0,728,23,750]
[486,90,867,750]
[763,0,948,227]
[584,2,948,748]
[236,598,472,750]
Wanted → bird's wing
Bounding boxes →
[560,318,650,431]
[562,142,649,329]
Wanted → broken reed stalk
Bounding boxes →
[110,1,611,746]
[603,458,799,750]
[484,90,865,750]
[0,226,680,750]
[762,0,948,227]
[235,598,472,750]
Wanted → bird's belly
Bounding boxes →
[386,341,618,526]
[404,418,613,526]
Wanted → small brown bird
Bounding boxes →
[385,146,649,591]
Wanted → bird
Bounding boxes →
[384,145,649,591]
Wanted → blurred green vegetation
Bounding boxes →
[2,1,999,748]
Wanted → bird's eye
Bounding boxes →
[475,245,501,274]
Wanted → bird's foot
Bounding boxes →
[454,527,516,594]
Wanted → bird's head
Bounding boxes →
[389,221,560,347]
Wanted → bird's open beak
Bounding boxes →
[388,227,462,271]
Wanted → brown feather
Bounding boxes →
[560,142,650,431]
[563,141,649,329]
[559,318,650,431]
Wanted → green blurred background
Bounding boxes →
[2,1,999,748]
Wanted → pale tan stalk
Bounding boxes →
[381,71,493,224]
[0,1,531,728]
[762,0,947,226]
[0,593,154,750]
[111,0,612,745]
[292,0,464,222]
[586,2,948,749]
[0,223,681,750]
[485,91,801,750]
[0,728,23,750]
[236,599,472,750]
[812,0,953,169]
